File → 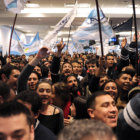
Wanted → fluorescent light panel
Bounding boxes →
[64,3,90,8]
[26,3,40,8]
[21,7,140,16]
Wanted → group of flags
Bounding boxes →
[3,0,134,56]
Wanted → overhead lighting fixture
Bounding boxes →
[25,33,36,36]
[128,4,139,8]
[16,26,22,29]
[26,3,40,8]
[115,31,135,36]
[21,7,140,17]
[64,3,90,8]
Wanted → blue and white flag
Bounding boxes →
[43,1,78,48]
[23,32,40,56]
[11,31,40,56]
[10,30,24,55]
[72,7,115,48]
[4,0,27,14]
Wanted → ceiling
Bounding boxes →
[0,0,140,40]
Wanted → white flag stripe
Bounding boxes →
[43,1,78,48]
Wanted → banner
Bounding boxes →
[10,31,40,56]
[72,7,115,48]
[4,0,27,14]
[23,32,41,56]
[10,30,24,55]
[43,1,78,48]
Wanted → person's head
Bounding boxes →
[70,96,89,119]
[43,61,51,68]
[58,119,117,140]
[128,86,140,100]
[0,81,14,104]
[116,71,132,91]
[105,53,114,68]
[86,59,98,75]
[71,61,81,75]
[101,79,119,101]
[87,91,118,128]
[52,82,70,109]
[117,93,140,140]
[0,101,34,140]
[21,54,26,60]
[19,60,26,70]
[77,58,84,68]
[0,64,20,83]
[61,62,73,76]
[34,65,42,77]
[16,90,42,120]
[36,80,52,106]
[27,71,40,90]
[99,74,109,87]
[64,74,78,89]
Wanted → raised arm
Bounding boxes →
[17,47,49,94]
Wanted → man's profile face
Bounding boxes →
[88,94,118,128]
[0,113,34,140]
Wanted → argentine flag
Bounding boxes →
[10,30,24,55]
[4,0,27,13]
[23,32,41,56]
[72,7,115,48]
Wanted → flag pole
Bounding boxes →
[67,24,72,51]
[132,0,139,75]
[9,13,18,56]
[95,0,104,56]
[66,0,77,51]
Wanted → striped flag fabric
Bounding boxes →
[72,7,115,48]
[4,0,27,13]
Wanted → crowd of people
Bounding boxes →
[0,37,139,140]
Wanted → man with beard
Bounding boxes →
[64,74,82,97]
[50,40,74,84]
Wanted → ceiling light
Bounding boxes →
[16,26,22,29]
[128,4,139,8]
[25,33,36,36]
[21,7,140,17]
[115,31,135,36]
[79,3,90,8]
[26,3,40,8]
[64,3,90,8]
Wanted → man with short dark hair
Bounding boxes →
[0,101,34,140]
[87,91,118,128]
[0,64,20,92]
